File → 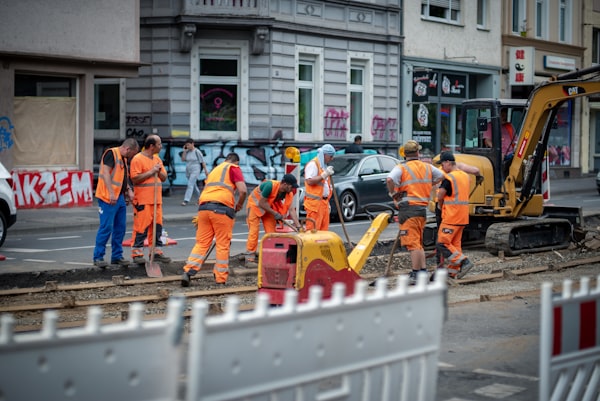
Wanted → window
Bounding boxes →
[199,58,238,132]
[190,41,248,139]
[535,0,547,39]
[14,74,77,166]
[349,66,363,135]
[477,0,487,28]
[296,46,323,139]
[512,0,527,35]
[558,0,571,43]
[593,28,600,65]
[95,80,121,130]
[421,0,460,23]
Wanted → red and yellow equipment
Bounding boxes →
[258,210,393,305]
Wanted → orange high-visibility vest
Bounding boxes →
[395,160,434,206]
[441,169,470,225]
[96,148,125,203]
[248,180,293,217]
[199,161,237,208]
[304,157,331,212]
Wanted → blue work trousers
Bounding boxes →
[93,195,127,262]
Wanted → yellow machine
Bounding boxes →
[257,210,393,305]
[430,65,600,255]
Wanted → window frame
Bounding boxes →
[512,0,527,36]
[190,40,249,140]
[347,52,373,140]
[421,0,461,24]
[295,46,324,141]
[535,0,548,39]
[558,0,572,43]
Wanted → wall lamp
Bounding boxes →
[443,48,478,64]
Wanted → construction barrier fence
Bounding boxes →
[0,271,447,401]
[539,275,600,401]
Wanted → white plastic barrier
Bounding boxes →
[186,271,447,401]
[0,296,185,401]
[539,276,600,401]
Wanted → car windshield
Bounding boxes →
[329,157,360,176]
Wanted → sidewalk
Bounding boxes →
[10,187,248,236]
[9,175,596,236]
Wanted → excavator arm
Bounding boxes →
[511,65,600,214]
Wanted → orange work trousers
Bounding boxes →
[245,208,277,254]
[399,216,425,251]
[305,199,330,231]
[184,209,235,284]
[131,203,163,256]
[436,222,467,271]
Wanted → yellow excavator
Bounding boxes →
[257,206,394,305]
[429,64,600,256]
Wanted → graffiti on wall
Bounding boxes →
[323,108,349,139]
[126,114,152,140]
[0,117,15,151]
[371,115,397,142]
[12,170,93,209]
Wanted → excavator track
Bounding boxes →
[485,218,573,256]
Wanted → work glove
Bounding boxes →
[320,166,335,180]
[475,175,484,185]
[273,212,284,221]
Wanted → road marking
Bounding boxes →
[2,247,47,253]
[473,368,538,381]
[38,235,81,241]
[23,259,56,263]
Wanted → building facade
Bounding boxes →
[0,0,141,208]
[115,0,403,186]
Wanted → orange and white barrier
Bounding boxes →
[539,276,600,401]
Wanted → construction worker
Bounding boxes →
[386,140,444,285]
[93,138,139,268]
[435,151,475,279]
[181,152,247,286]
[243,174,301,266]
[129,135,171,264]
[304,144,336,231]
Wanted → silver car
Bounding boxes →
[298,153,401,221]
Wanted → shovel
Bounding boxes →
[145,173,163,278]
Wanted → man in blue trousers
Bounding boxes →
[93,138,139,267]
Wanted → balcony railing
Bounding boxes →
[182,0,269,17]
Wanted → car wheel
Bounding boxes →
[339,191,357,222]
[0,211,7,247]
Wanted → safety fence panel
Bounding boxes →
[0,297,185,401]
[186,271,447,401]
[539,276,600,401]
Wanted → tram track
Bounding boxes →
[2,247,600,333]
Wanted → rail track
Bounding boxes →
[2,245,600,333]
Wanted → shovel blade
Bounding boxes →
[145,261,163,278]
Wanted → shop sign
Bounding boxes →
[412,69,430,103]
[544,55,576,71]
[440,73,466,98]
[509,46,535,86]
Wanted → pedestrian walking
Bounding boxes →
[386,140,444,285]
[434,151,475,279]
[129,135,171,264]
[243,174,301,267]
[181,138,208,206]
[181,152,247,286]
[304,144,336,231]
[345,135,364,153]
[93,138,140,268]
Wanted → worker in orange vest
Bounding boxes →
[243,174,301,266]
[181,153,247,286]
